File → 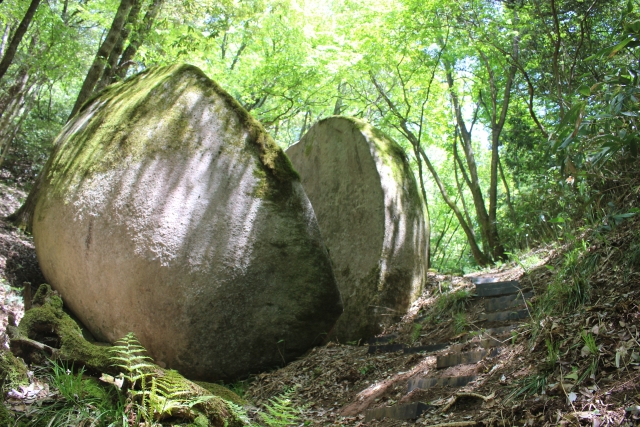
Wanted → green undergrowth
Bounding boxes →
[416,287,472,334]
[506,216,640,402]
[259,389,303,427]
[7,284,307,426]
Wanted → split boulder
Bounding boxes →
[286,117,428,341]
[32,64,342,381]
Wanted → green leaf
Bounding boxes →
[578,85,591,96]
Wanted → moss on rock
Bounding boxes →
[0,350,28,391]
[147,368,247,426]
[193,381,246,406]
[46,64,297,204]
[17,284,112,372]
[14,285,247,427]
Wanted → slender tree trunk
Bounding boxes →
[432,204,455,260]
[438,223,461,271]
[444,62,494,259]
[95,0,143,92]
[483,27,518,262]
[69,0,135,120]
[62,0,69,23]
[115,0,165,80]
[298,110,309,141]
[6,159,45,226]
[499,158,517,224]
[0,0,41,81]
[0,63,30,119]
[453,136,475,240]
[412,144,431,268]
[418,145,490,265]
[0,99,31,170]
[333,81,345,115]
[0,24,10,60]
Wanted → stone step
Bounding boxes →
[449,338,504,353]
[470,277,501,284]
[475,325,518,337]
[460,325,517,343]
[484,292,533,312]
[408,375,477,393]
[368,342,451,355]
[403,343,448,354]
[436,348,500,369]
[475,281,523,297]
[367,343,404,354]
[368,333,398,345]
[364,402,434,422]
[478,309,529,323]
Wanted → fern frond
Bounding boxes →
[260,390,302,427]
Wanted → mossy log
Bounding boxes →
[10,284,112,372]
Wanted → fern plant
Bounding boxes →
[110,332,154,390]
[109,333,218,424]
[260,389,302,427]
[147,370,215,418]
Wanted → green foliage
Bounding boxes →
[554,1,640,169]
[110,332,154,391]
[110,333,218,424]
[452,312,468,335]
[546,339,560,367]
[1,0,636,276]
[259,389,302,427]
[435,288,472,317]
[20,359,125,427]
[536,241,599,315]
[504,373,548,403]
[410,324,422,343]
[579,331,600,383]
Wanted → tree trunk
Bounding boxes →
[62,0,69,23]
[68,0,135,120]
[333,82,345,115]
[499,158,517,225]
[444,62,494,259]
[115,0,165,80]
[94,0,143,92]
[482,25,518,262]
[453,135,475,240]
[0,23,10,60]
[411,144,431,268]
[0,100,31,170]
[0,0,41,81]
[418,145,490,266]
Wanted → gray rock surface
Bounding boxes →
[32,64,342,380]
[286,117,428,341]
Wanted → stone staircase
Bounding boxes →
[364,277,533,422]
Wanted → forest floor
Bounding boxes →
[244,221,640,426]
[0,178,639,426]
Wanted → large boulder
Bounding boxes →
[286,117,428,341]
[32,64,342,381]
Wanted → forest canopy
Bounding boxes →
[0,0,637,272]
